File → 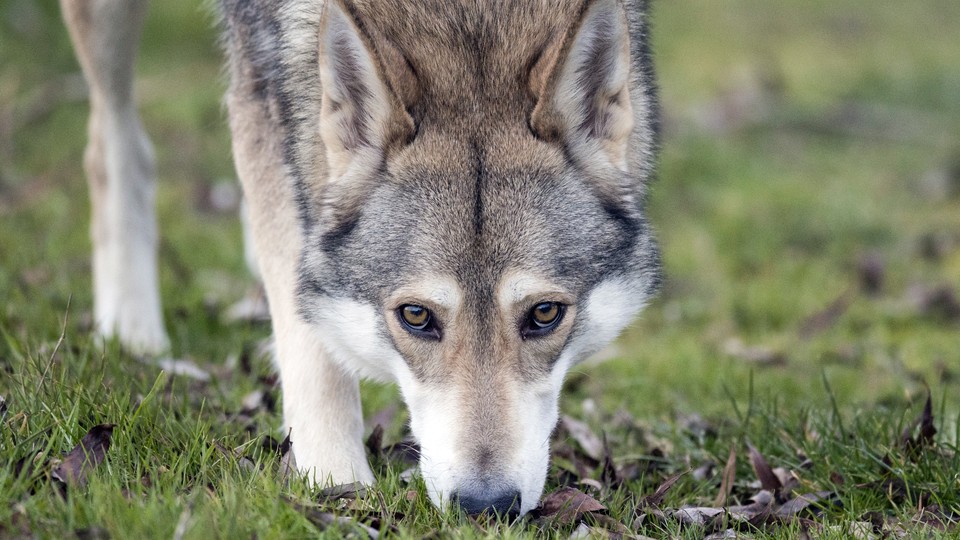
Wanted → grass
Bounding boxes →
[2,0,959,537]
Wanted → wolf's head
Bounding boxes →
[293,0,659,515]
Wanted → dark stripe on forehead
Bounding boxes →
[471,139,486,236]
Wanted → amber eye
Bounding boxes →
[532,302,561,327]
[522,302,565,338]
[397,304,440,339]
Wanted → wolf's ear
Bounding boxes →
[530,0,633,171]
[318,0,413,179]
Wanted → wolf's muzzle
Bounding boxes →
[453,487,521,517]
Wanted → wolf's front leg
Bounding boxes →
[223,63,373,485]
[274,317,375,485]
[61,0,168,355]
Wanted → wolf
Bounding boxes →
[60,0,660,516]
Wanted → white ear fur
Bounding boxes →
[532,0,634,171]
[318,2,395,179]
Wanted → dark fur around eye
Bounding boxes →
[520,302,565,339]
[397,304,441,340]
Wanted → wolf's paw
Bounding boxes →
[292,441,375,487]
[99,313,169,357]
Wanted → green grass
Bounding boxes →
[2,0,959,537]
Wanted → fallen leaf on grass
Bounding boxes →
[911,504,960,532]
[672,506,724,526]
[637,471,686,508]
[775,491,835,517]
[899,393,936,456]
[211,440,257,473]
[222,286,270,323]
[747,444,782,492]
[722,338,787,367]
[318,482,368,502]
[907,284,960,323]
[147,357,212,382]
[918,231,958,262]
[277,431,297,483]
[714,448,737,507]
[365,425,384,458]
[284,497,380,538]
[798,292,852,339]
[533,487,605,524]
[51,424,114,488]
[240,389,275,414]
[857,254,885,295]
[560,415,605,461]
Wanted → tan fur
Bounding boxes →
[64,0,660,514]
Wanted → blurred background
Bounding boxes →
[1,1,958,427]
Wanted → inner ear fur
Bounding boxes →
[318,0,416,179]
[529,0,634,171]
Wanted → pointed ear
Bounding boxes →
[318,0,412,179]
[530,0,634,171]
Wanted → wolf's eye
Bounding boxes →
[398,304,440,340]
[522,302,565,338]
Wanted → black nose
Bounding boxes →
[454,489,521,516]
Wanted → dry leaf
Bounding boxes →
[723,338,787,367]
[149,357,211,382]
[318,482,368,502]
[365,425,384,458]
[857,253,885,294]
[714,447,737,507]
[776,491,834,517]
[638,471,686,508]
[535,487,605,524]
[747,444,782,492]
[285,497,380,538]
[672,506,723,526]
[798,292,852,339]
[899,393,936,456]
[51,424,115,488]
[278,431,297,483]
[561,416,605,461]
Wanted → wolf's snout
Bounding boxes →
[453,487,521,517]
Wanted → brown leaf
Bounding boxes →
[672,506,724,526]
[239,390,265,413]
[722,338,787,367]
[714,447,737,507]
[638,471,686,508]
[747,444,782,492]
[51,424,115,488]
[278,431,297,483]
[798,292,852,339]
[857,254,885,295]
[365,425,384,458]
[899,393,937,455]
[908,284,960,322]
[318,482,368,502]
[560,416,605,461]
[535,487,605,524]
[211,439,256,472]
[284,497,380,538]
[912,504,960,531]
[776,491,834,517]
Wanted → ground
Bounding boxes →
[1,0,959,538]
